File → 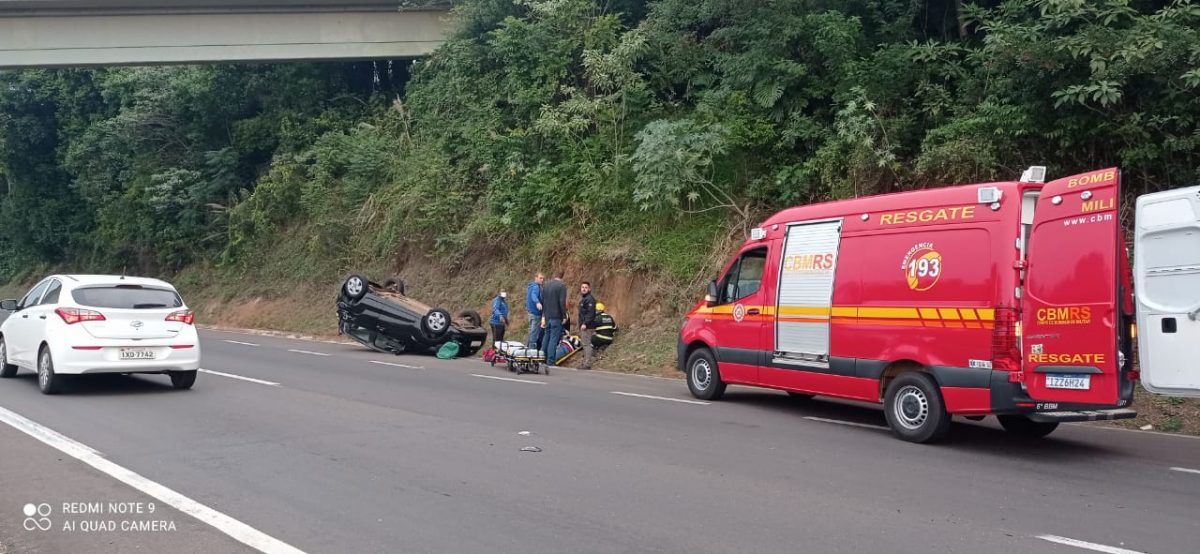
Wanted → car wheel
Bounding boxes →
[343,274,369,301]
[170,371,198,390]
[382,277,406,295]
[456,310,483,328]
[37,347,64,395]
[883,372,951,443]
[421,308,452,339]
[997,415,1059,438]
[685,348,725,400]
[0,336,17,378]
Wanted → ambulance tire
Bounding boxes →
[883,373,951,443]
[686,349,725,401]
[997,415,1059,439]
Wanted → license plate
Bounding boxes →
[470,341,482,347]
[119,348,155,360]
[1045,373,1090,390]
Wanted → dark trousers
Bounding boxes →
[540,318,564,365]
[491,323,506,347]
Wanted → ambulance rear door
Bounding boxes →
[1134,185,1200,397]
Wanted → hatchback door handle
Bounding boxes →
[38,315,46,320]
[21,314,28,319]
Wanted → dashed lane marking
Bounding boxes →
[370,360,424,370]
[803,416,889,431]
[222,340,260,347]
[609,392,709,405]
[1036,535,1145,554]
[0,406,305,554]
[199,368,280,387]
[287,349,330,357]
[471,374,547,385]
[1169,466,1200,475]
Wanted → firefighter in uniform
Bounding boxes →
[592,302,619,350]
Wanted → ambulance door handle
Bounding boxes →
[747,309,761,316]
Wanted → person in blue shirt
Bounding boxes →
[525,272,544,348]
[490,290,509,348]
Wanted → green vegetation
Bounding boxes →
[2,0,1200,324]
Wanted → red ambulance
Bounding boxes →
[678,167,1141,443]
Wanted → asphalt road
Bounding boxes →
[2,329,1199,554]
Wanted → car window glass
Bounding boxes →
[719,248,768,304]
[39,280,62,306]
[71,285,183,309]
[735,250,767,299]
[20,281,49,309]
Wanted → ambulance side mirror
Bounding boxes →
[705,280,719,307]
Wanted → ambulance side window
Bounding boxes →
[719,247,768,304]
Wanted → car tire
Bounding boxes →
[457,309,483,328]
[686,348,726,401]
[170,371,198,390]
[997,415,1059,438]
[883,372,951,443]
[37,346,64,395]
[0,336,17,378]
[382,277,406,295]
[421,308,452,339]
[343,274,369,301]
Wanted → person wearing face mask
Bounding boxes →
[490,289,510,348]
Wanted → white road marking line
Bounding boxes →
[287,349,330,357]
[1170,466,1200,475]
[1036,535,1145,554]
[1065,422,1200,440]
[803,416,889,430]
[0,406,305,554]
[222,340,260,347]
[370,360,424,370]
[199,368,280,387]
[610,392,709,405]
[471,374,547,385]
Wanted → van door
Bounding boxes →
[774,220,841,367]
[1021,168,1123,405]
[1134,185,1200,397]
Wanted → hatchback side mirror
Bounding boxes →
[0,299,17,311]
[705,280,719,308]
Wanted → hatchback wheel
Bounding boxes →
[170,370,197,390]
[37,347,64,395]
[0,337,17,378]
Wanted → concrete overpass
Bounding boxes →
[0,1,453,68]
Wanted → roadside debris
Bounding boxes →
[518,431,532,436]
[520,446,542,453]
[1141,424,1154,430]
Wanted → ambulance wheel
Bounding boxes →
[686,349,725,401]
[997,415,1059,438]
[883,373,950,443]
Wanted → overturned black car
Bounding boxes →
[336,274,488,356]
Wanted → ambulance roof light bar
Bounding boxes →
[1019,166,1047,183]
[750,228,768,240]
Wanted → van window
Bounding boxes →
[719,247,768,304]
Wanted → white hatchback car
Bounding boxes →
[0,275,201,394]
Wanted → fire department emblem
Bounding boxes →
[732,304,746,322]
[902,242,943,291]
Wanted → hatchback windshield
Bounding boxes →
[72,285,183,309]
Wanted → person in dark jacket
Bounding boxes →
[490,290,509,348]
[592,302,619,349]
[526,273,544,348]
[577,281,597,370]
[539,271,568,366]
